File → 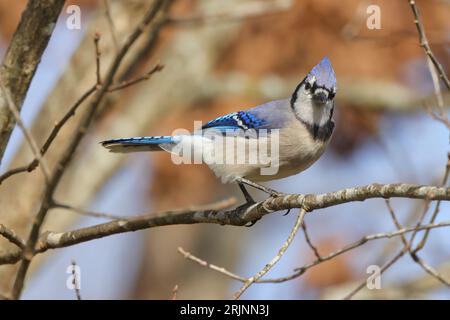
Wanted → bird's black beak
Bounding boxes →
[313,91,328,104]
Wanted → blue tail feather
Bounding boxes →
[101,136,174,153]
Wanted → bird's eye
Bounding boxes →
[304,82,312,90]
[329,91,335,99]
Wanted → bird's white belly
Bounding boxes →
[205,124,330,183]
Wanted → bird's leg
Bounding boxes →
[238,182,255,203]
[237,182,260,227]
[236,177,283,197]
[237,177,290,217]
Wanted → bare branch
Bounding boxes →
[0,79,50,183]
[385,199,408,247]
[0,85,97,185]
[94,33,102,85]
[178,247,246,282]
[52,201,127,220]
[103,0,120,52]
[413,153,450,252]
[343,248,406,300]
[262,220,450,284]
[233,209,306,299]
[0,224,25,249]
[301,219,322,260]
[10,0,174,299]
[0,0,66,163]
[410,253,450,287]
[0,32,161,186]
[0,182,448,267]
[0,248,21,265]
[108,63,164,92]
[407,0,450,91]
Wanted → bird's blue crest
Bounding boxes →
[308,57,336,89]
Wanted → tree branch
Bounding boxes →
[0,0,66,164]
[176,219,450,286]
[0,79,50,183]
[6,183,450,248]
[407,0,450,91]
[178,247,246,282]
[0,183,447,267]
[10,0,174,299]
[0,224,25,249]
[233,209,306,299]
[107,63,164,92]
[36,183,450,248]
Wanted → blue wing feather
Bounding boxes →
[202,111,266,131]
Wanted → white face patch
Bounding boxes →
[292,83,334,127]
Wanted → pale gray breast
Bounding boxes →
[258,118,331,181]
[205,100,333,182]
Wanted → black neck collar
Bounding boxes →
[299,119,335,141]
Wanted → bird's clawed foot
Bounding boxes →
[234,200,259,227]
[245,217,261,227]
[268,189,285,198]
[236,178,286,226]
[282,209,291,216]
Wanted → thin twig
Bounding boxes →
[10,0,174,300]
[0,33,161,186]
[0,80,50,183]
[233,209,306,299]
[94,33,102,85]
[52,201,127,220]
[427,58,445,113]
[262,220,450,284]
[424,103,450,129]
[409,253,450,287]
[0,0,65,164]
[103,0,119,52]
[407,0,450,91]
[108,63,164,92]
[343,248,406,300]
[0,85,96,185]
[385,199,450,290]
[344,197,413,300]
[0,165,30,185]
[413,153,450,253]
[0,224,25,249]
[301,219,322,260]
[178,247,246,282]
[385,199,408,246]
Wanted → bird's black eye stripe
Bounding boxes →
[304,82,311,90]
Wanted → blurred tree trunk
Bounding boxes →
[0,0,65,164]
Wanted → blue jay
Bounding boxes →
[102,57,336,210]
